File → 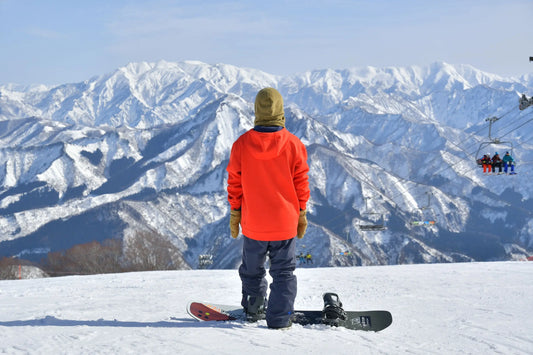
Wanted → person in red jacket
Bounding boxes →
[226,87,310,329]
[480,154,492,174]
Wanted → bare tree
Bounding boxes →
[0,257,17,279]
[0,257,40,280]
[41,232,189,277]
[64,240,124,275]
[123,231,189,271]
[43,239,124,276]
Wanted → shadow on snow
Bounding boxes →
[0,315,246,329]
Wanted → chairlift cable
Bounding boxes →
[319,99,533,230]
[376,104,527,214]
[498,112,533,140]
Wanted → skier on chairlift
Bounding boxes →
[502,151,516,175]
[491,152,503,174]
[481,153,492,175]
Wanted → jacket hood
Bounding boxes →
[245,129,290,160]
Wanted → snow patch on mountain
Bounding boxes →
[0,60,532,266]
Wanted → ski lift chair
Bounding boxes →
[476,140,514,165]
[358,197,387,231]
[475,141,516,173]
[475,116,514,167]
[411,192,437,227]
[411,220,436,226]
[358,223,387,231]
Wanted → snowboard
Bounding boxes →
[187,301,392,332]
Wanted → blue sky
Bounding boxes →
[1,0,531,85]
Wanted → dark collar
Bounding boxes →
[254,126,284,133]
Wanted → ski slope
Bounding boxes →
[1,261,532,354]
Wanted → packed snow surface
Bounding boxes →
[1,261,532,354]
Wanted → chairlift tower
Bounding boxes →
[519,94,533,110]
[519,58,533,109]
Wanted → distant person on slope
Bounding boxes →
[226,87,310,329]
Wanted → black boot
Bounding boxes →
[244,295,266,322]
[322,292,347,326]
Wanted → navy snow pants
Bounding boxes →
[239,236,297,328]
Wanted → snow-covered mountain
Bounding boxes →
[1,60,532,268]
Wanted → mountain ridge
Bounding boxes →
[1,60,532,267]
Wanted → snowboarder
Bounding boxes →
[502,152,515,175]
[227,87,310,329]
[491,152,503,174]
[306,253,313,264]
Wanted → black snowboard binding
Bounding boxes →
[322,292,347,326]
[244,295,266,322]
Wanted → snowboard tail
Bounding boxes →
[186,301,392,332]
[188,302,244,322]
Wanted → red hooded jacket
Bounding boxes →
[227,128,310,241]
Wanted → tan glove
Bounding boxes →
[229,209,241,238]
[297,209,307,239]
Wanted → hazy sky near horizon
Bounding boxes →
[1,0,531,85]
